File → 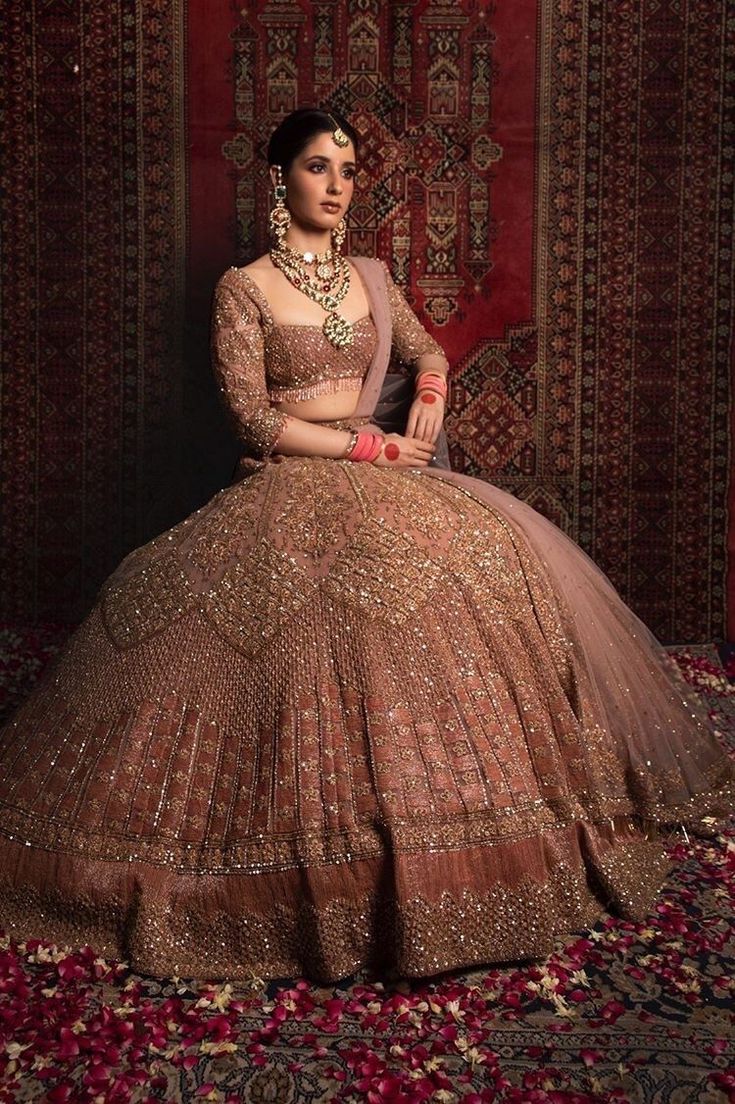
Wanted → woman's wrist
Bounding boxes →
[414,353,449,379]
[344,430,383,463]
[415,371,448,405]
[342,429,360,458]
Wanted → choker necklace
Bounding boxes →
[270,242,354,349]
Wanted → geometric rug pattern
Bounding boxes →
[0,0,187,624]
[188,0,734,643]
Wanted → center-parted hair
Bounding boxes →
[267,107,359,175]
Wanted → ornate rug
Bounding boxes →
[0,0,187,625]
[0,633,733,1102]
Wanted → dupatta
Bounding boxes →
[350,256,451,470]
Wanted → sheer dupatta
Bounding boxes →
[345,271,734,836]
[351,256,451,470]
[419,470,735,837]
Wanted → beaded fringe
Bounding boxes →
[269,375,365,404]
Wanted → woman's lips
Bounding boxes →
[321,203,341,211]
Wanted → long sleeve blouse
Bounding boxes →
[210,258,446,458]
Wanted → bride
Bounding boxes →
[0,107,732,983]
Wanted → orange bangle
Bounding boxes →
[416,374,447,398]
[348,431,383,463]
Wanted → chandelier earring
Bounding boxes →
[268,165,291,246]
[331,215,347,252]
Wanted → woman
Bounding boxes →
[0,108,732,984]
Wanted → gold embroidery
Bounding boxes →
[0,828,683,982]
[0,274,732,983]
[210,271,290,457]
[100,552,194,647]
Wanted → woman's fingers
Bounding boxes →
[409,414,424,439]
[405,411,418,438]
[373,432,436,467]
[414,416,428,442]
[416,417,439,445]
[407,400,444,444]
[408,436,434,458]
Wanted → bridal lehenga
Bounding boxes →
[0,257,732,982]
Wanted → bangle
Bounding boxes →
[347,431,383,463]
[365,435,383,463]
[342,430,360,458]
[416,372,448,399]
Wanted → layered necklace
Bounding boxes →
[270,242,354,350]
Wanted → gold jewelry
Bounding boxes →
[268,165,291,245]
[332,216,347,251]
[270,242,354,349]
[276,240,333,276]
[342,429,360,458]
[325,112,350,148]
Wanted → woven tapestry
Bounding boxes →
[1,0,733,643]
[0,1,187,623]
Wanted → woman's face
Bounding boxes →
[275,130,356,234]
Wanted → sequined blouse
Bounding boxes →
[210,259,446,458]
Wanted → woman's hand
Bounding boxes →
[372,433,435,468]
[405,394,445,445]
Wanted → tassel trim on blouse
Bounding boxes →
[269,375,365,404]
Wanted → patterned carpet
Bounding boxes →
[0,629,733,1102]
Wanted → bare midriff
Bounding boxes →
[274,388,363,423]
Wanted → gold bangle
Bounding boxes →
[342,429,359,458]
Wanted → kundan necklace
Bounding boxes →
[270,242,354,349]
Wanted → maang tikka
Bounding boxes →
[325,112,350,148]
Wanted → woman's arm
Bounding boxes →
[414,352,449,378]
[378,262,450,443]
[405,364,447,444]
[272,419,433,467]
[211,270,353,459]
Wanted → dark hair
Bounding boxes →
[267,107,358,174]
